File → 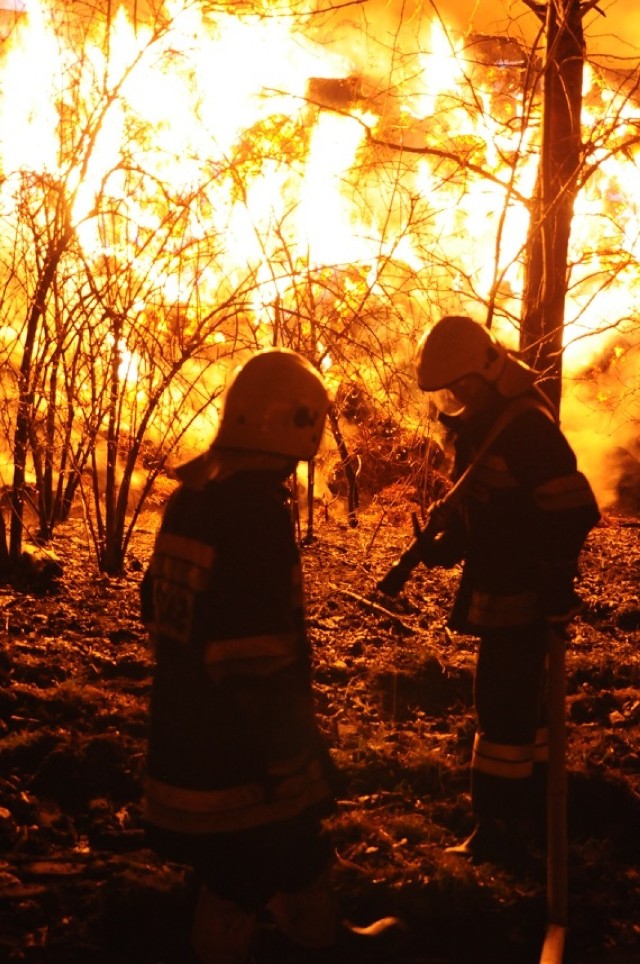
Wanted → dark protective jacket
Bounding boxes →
[422,390,601,633]
[141,470,337,835]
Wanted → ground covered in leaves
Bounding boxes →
[0,494,639,963]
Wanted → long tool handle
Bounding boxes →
[540,625,568,964]
[377,395,546,597]
[375,527,428,597]
[376,485,461,597]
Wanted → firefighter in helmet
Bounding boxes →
[415,316,600,864]
[141,349,399,963]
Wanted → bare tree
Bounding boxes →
[0,2,261,572]
[0,1,189,567]
[520,0,589,412]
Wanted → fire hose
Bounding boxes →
[540,622,568,964]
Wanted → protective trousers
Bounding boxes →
[470,625,549,823]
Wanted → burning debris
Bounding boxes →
[307,75,365,110]
[328,380,449,511]
[606,446,640,515]
[463,33,532,70]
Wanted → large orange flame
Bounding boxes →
[0,1,638,507]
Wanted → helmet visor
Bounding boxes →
[432,374,494,416]
[431,387,466,416]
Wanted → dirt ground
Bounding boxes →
[0,492,639,963]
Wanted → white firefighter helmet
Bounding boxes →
[416,315,537,397]
[212,348,329,460]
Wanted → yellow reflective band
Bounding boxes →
[144,758,332,834]
[472,754,533,779]
[203,633,299,679]
[155,532,216,569]
[468,590,539,628]
[472,733,534,779]
[474,734,534,762]
[533,472,596,511]
[149,532,216,592]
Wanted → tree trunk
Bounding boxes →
[0,511,9,574]
[10,229,72,560]
[521,0,585,415]
[327,407,359,528]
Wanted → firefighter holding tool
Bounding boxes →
[380,315,600,865]
[141,349,400,964]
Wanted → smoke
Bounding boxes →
[584,0,640,60]
[361,1,520,35]
[316,0,640,63]
[562,338,640,515]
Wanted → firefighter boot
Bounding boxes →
[268,872,405,962]
[445,818,529,867]
[267,871,338,951]
[190,884,257,964]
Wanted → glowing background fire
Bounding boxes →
[0,0,638,535]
